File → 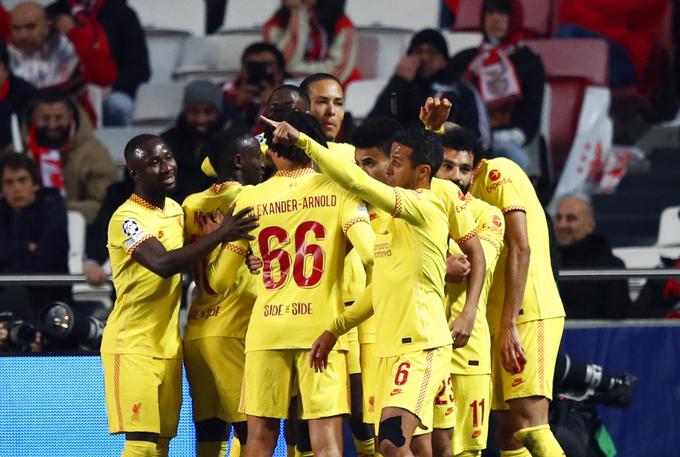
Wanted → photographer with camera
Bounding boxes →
[0,153,69,353]
[221,42,287,131]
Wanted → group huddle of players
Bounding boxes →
[99,73,566,457]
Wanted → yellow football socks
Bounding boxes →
[514,425,566,457]
[197,440,228,457]
[353,437,376,456]
[121,440,156,457]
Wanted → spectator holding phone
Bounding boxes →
[221,42,287,130]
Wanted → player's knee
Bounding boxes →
[195,418,228,442]
[377,416,406,454]
[233,421,248,445]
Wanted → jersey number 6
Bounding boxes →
[258,221,327,290]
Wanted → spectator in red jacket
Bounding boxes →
[263,0,359,86]
[6,2,117,125]
[47,0,151,126]
[556,0,667,88]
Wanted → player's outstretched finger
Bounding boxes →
[224,204,236,218]
[260,115,279,127]
[233,206,254,220]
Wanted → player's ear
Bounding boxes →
[233,153,242,170]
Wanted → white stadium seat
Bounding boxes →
[145,29,190,83]
[656,206,680,247]
[355,34,379,79]
[442,31,483,58]
[174,32,262,82]
[132,82,185,127]
[67,211,86,275]
[345,78,387,121]
[347,0,439,29]
[357,27,413,79]
[129,0,206,35]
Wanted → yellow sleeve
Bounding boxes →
[431,178,477,244]
[346,222,375,267]
[297,133,427,226]
[206,240,249,293]
[329,283,374,338]
[111,207,155,255]
[480,160,526,213]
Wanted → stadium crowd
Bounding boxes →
[0,0,677,456]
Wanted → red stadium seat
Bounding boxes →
[525,38,608,172]
[453,0,551,36]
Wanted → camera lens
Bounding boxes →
[9,321,37,348]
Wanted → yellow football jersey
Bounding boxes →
[342,249,367,304]
[102,194,184,359]
[208,168,373,352]
[182,182,256,341]
[446,195,505,374]
[295,133,477,358]
[469,158,565,330]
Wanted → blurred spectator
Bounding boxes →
[368,28,490,148]
[556,0,667,89]
[222,42,287,131]
[22,89,118,223]
[47,0,151,126]
[0,38,35,153]
[162,80,225,203]
[83,172,132,286]
[6,1,117,125]
[449,0,544,171]
[0,153,70,323]
[555,195,630,319]
[264,0,359,86]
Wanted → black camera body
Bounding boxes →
[0,311,37,352]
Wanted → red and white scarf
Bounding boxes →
[468,33,524,110]
[26,125,74,195]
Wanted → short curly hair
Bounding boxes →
[392,129,443,179]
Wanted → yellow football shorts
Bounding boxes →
[374,346,452,435]
[101,353,182,437]
[359,342,378,424]
[347,327,362,375]
[183,336,246,424]
[430,373,456,434]
[490,317,564,410]
[242,349,350,420]
[451,374,492,455]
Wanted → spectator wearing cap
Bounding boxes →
[368,28,490,149]
[161,80,227,203]
[449,0,545,171]
[0,38,35,153]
